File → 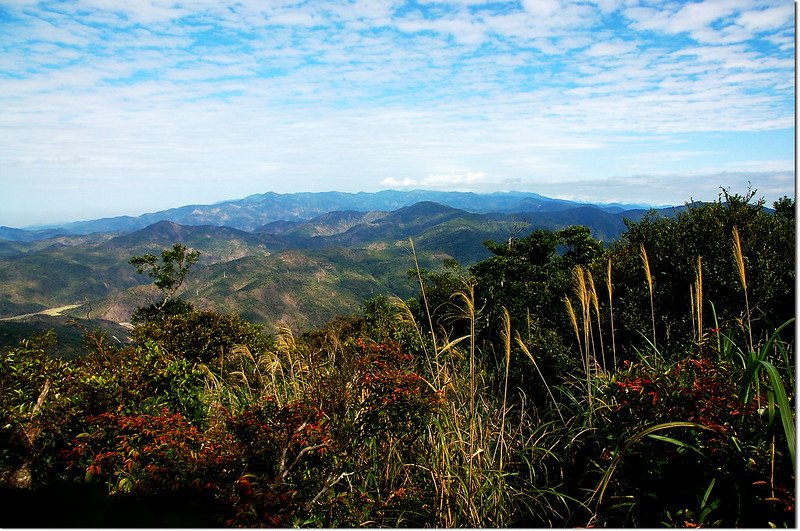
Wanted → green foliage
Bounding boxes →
[361,294,420,347]
[129,243,199,310]
[131,297,194,325]
[411,226,602,407]
[471,226,604,341]
[772,195,795,222]
[132,310,273,365]
[0,329,209,492]
[589,348,793,527]
[129,244,200,295]
[609,189,795,355]
[0,316,131,360]
[727,317,796,468]
[0,332,65,482]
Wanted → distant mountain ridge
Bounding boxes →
[13,190,656,239]
[0,196,687,334]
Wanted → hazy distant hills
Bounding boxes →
[0,190,678,335]
[11,190,654,238]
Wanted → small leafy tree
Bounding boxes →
[129,244,200,320]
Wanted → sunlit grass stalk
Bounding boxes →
[408,238,439,367]
[640,243,656,349]
[276,326,305,401]
[606,257,617,369]
[572,266,591,368]
[453,280,478,513]
[498,307,512,471]
[565,289,593,422]
[574,266,599,423]
[770,434,776,498]
[265,350,287,405]
[732,227,753,352]
[393,295,442,385]
[695,256,703,344]
[690,285,697,342]
[587,269,606,374]
[565,296,583,371]
[200,363,252,414]
[424,350,517,526]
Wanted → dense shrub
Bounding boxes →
[608,190,795,356]
[63,409,238,498]
[590,351,793,527]
[132,309,274,365]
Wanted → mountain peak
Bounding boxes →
[7,190,665,240]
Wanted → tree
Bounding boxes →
[129,244,200,320]
[471,226,604,337]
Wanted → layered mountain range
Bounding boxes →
[0,190,678,339]
[4,190,653,238]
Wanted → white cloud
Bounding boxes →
[381,171,489,189]
[585,39,638,57]
[521,0,560,17]
[0,0,793,226]
[736,3,795,33]
[532,171,794,206]
[624,0,793,44]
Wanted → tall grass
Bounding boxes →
[640,243,656,349]
[572,266,591,367]
[590,421,713,518]
[498,307,512,470]
[693,256,703,344]
[732,226,753,351]
[403,243,580,526]
[606,257,617,368]
[409,238,440,368]
[730,317,796,468]
[564,294,592,421]
[451,281,479,516]
[586,269,606,373]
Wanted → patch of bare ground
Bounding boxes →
[95,285,161,323]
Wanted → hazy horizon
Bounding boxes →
[1,1,795,227]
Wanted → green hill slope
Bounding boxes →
[0,201,675,332]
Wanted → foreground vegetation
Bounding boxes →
[0,189,794,527]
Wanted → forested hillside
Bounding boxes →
[0,190,794,527]
[10,190,649,237]
[0,200,668,333]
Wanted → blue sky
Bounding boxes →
[0,0,795,227]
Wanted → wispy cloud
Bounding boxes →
[382,171,489,189]
[533,170,795,207]
[0,0,794,226]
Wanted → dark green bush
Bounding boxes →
[132,310,274,365]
